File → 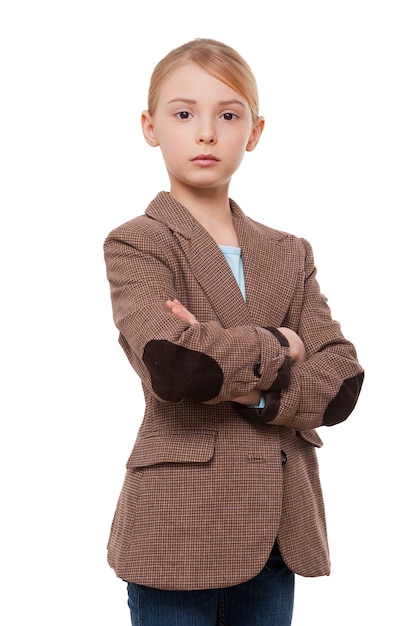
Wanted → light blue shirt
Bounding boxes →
[219,245,246,301]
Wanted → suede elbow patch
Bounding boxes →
[323,371,365,426]
[143,340,223,402]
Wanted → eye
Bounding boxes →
[221,112,237,121]
[176,111,192,119]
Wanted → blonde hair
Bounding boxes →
[147,39,260,122]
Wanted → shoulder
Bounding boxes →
[103,214,178,273]
[105,191,198,248]
[106,213,163,241]
[236,213,315,274]
[104,204,177,252]
[247,217,293,242]
[241,215,313,261]
[230,198,310,251]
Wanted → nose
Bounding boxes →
[198,132,215,144]
[196,120,216,144]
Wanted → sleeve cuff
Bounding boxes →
[232,390,282,424]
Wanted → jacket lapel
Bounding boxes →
[145,192,297,329]
[232,202,299,327]
[187,221,252,328]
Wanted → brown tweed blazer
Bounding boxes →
[104,191,364,590]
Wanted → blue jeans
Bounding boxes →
[127,542,294,625]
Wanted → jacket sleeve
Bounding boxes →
[233,237,364,429]
[103,223,291,404]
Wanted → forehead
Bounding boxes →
[158,62,247,105]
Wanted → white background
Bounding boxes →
[1,1,416,624]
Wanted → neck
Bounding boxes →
[170,183,230,215]
[169,184,239,247]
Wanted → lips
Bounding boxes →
[191,154,220,166]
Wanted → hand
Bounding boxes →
[277,327,307,363]
[165,298,198,325]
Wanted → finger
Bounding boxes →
[166,301,189,320]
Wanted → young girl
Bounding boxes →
[104,38,364,626]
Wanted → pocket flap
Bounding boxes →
[126,429,218,469]
[297,428,323,448]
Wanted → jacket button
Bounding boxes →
[281,450,287,466]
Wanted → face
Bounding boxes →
[142,63,264,197]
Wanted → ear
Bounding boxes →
[246,117,265,152]
[141,110,159,147]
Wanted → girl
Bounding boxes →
[104,38,364,626]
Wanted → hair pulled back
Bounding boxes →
[147,38,260,122]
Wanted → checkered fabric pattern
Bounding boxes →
[103,192,363,589]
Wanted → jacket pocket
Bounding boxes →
[296,428,323,448]
[126,428,218,469]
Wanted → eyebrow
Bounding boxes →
[166,98,247,108]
